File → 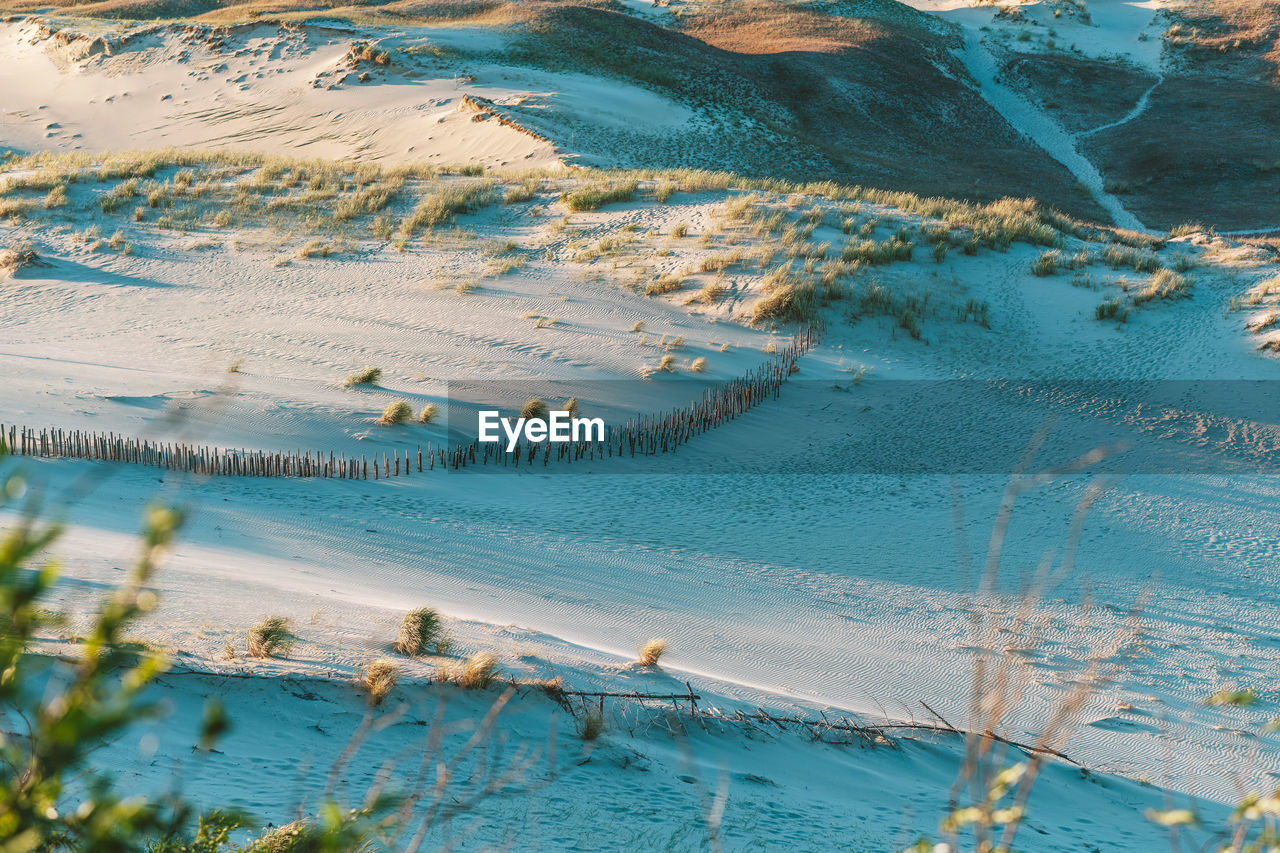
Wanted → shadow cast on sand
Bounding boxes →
[29,256,176,289]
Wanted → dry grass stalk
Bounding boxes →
[636,638,668,667]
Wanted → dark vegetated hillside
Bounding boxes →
[1166,0,1280,79]
[503,0,1103,220]
[1085,75,1280,231]
[1010,0,1280,231]
[1,0,1108,220]
[1004,52,1158,135]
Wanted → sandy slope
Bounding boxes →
[4,6,1280,845]
[64,665,1188,851]
[5,174,1280,835]
[0,20,565,168]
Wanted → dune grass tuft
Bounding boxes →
[645,274,684,296]
[399,181,499,237]
[1102,244,1160,273]
[636,638,668,667]
[521,398,548,420]
[581,709,605,741]
[43,185,68,209]
[247,615,295,658]
[1095,298,1128,322]
[1031,250,1062,276]
[1133,268,1191,304]
[358,658,399,705]
[345,366,382,387]
[693,282,725,305]
[393,606,443,656]
[1169,222,1204,238]
[563,180,638,212]
[1206,687,1257,707]
[247,820,314,850]
[443,651,501,689]
[376,400,413,425]
[417,403,439,424]
[0,243,40,277]
[751,281,816,325]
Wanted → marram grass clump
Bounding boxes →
[358,658,399,706]
[345,366,382,387]
[393,606,443,656]
[581,709,605,741]
[563,180,638,212]
[442,651,501,689]
[521,398,548,420]
[247,615,295,658]
[376,400,413,425]
[636,638,668,667]
[0,242,40,277]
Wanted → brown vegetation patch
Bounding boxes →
[1004,52,1158,135]
[0,0,525,27]
[1083,75,1280,230]
[509,1,1104,221]
[1165,0,1280,79]
[680,0,882,55]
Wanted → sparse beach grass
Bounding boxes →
[247,615,295,658]
[442,651,501,688]
[357,657,399,705]
[636,638,667,667]
[394,606,444,656]
[376,400,413,425]
[344,367,382,387]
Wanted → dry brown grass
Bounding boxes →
[393,606,442,656]
[345,366,382,387]
[682,0,881,55]
[358,657,399,705]
[376,400,413,426]
[636,637,667,667]
[442,651,501,689]
[0,243,40,277]
[1166,0,1280,76]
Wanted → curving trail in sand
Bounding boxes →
[954,28,1146,232]
[1079,75,1164,138]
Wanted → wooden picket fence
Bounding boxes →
[3,324,819,479]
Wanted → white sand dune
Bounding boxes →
[5,183,1280,821]
[0,21,565,167]
[3,6,1280,848]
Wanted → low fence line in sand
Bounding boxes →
[3,324,819,479]
[157,668,1078,766]
[553,687,1078,764]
